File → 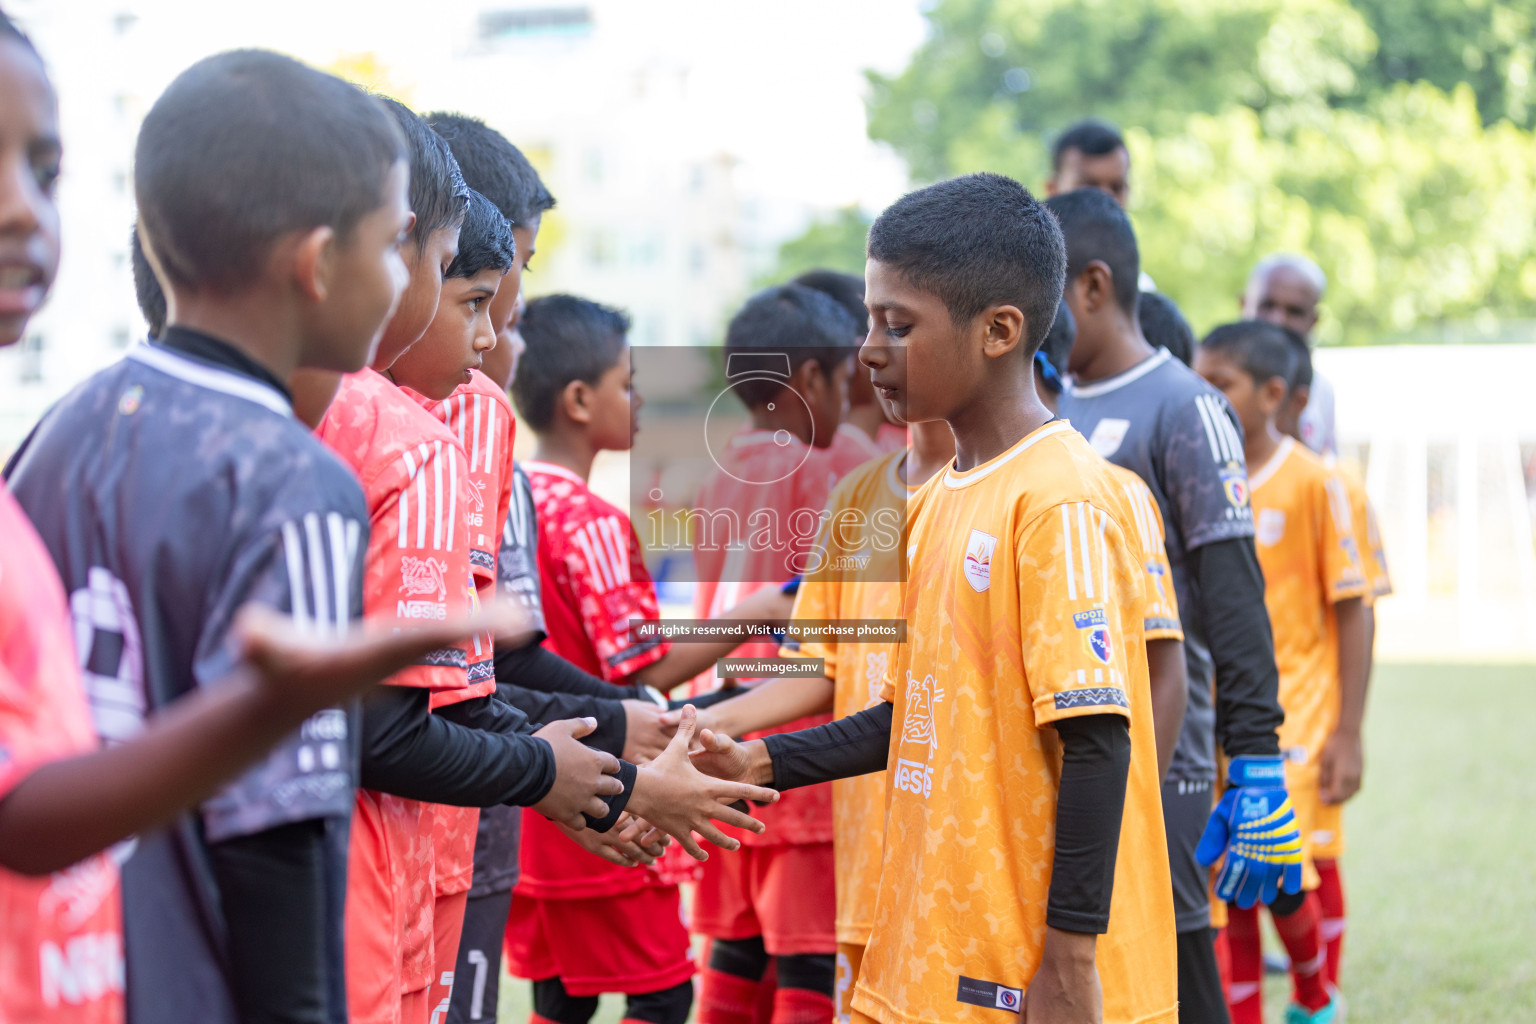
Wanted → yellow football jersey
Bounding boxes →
[1105,462,1184,643]
[851,421,1176,1024]
[783,449,908,947]
[1326,459,1393,602]
[1250,438,1369,762]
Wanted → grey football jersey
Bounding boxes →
[6,339,366,1023]
[470,463,544,896]
[1059,348,1255,782]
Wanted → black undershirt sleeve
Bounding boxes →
[761,702,893,789]
[493,683,627,757]
[358,686,555,808]
[1046,714,1132,934]
[209,820,334,1024]
[1189,537,1284,758]
[495,642,637,701]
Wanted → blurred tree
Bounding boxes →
[760,206,871,286]
[773,0,1536,342]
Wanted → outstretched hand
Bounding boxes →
[689,724,759,784]
[628,705,780,861]
[558,812,669,868]
[533,717,626,828]
[235,599,529,716]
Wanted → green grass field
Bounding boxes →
[499,662,1536,1023]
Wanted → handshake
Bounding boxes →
[532,703,779,868]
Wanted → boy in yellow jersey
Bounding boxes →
[1272,329,1390,993]
[698,293,1193,1024]
[1194,322,1369,1024]
[690,173,1178,1024]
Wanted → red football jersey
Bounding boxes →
[515,460,672,900]
[316,369,481,996]
[0,485,124,1024]
[692,429,843,846]
[410,371,513,709]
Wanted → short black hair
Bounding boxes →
[135,50,406,294]
[1200,320,1298,388]
[1044,187,1140,316]
[130,224,166,337]
[379,97,468,247]
[1038,297,1076,383]
[512,294,630,431]
[425,112,556,227]
[1279,326,1313,393]
[792,269,868,339]
[1138,291,1194,367]
[724,284,858,408]
[0,10,40,60]
[445,190,515,280]
[1051,120,1126,172]
[867,172,1065,355]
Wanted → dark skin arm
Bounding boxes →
[629,586,795,693]
[1146,638,1187,781]
[1320,596,1368,804]
[692,675,834,739]
[0,603,508,875]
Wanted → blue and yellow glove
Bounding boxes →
[1195,755,1304,909]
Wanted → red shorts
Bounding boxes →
[504,885,694,997]
[692,842,836,955]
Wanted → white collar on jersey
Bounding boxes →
[1064,347,1172,399]
[127,340,293,418]
[942,420,1073,489]
[522,459,587,486]
[1246,436,1296,492]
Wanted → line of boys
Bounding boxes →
[0,22,1394,1024]
[0,32,784,1024]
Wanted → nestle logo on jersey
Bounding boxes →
[397,600,446,621]
[399,556,448,601]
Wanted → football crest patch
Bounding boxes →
[962,529,996,593]
[1220,461,1250,508]
[1073,607,1113,664]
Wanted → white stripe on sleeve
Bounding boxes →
[303,512,331,634]
[281,520,311,631]
[1061,503,1078,602]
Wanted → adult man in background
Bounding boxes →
[1242,254,1336,457]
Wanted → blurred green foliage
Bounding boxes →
[775,0,1536,343]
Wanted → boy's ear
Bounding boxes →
[979,303,1026,359]
[560,379,593,425]
[790,358,826,397]
[1260,376,1290,414]
[290,225,337,303]
[1077,261,1115,316]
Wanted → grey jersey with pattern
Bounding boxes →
[470,463,544,896]
[1059,349,1255,782]
[5,342,366,1024]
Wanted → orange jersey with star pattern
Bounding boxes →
[851,421,1176,1024]
[780,449,909,946]
[1249,438,1369,762]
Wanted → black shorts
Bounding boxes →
[448,889,514,1023]
[1163,777,1216,933]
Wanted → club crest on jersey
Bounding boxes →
[961,529,997,593]
[1257,508,1286,547]
[1220,461,1250,509]
[399,556,448,601]
[1073,607,1113,664]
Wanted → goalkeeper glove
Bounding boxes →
[1195,754,1304,909]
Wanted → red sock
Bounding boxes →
[1315,859,1346,989]
[771,987,834,1024]
[1272,893,1329,1012]
[698,969,760,1024]
[755,960,777,1024]
[1226,904,1263,1024]
[529,1015,563,1024]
